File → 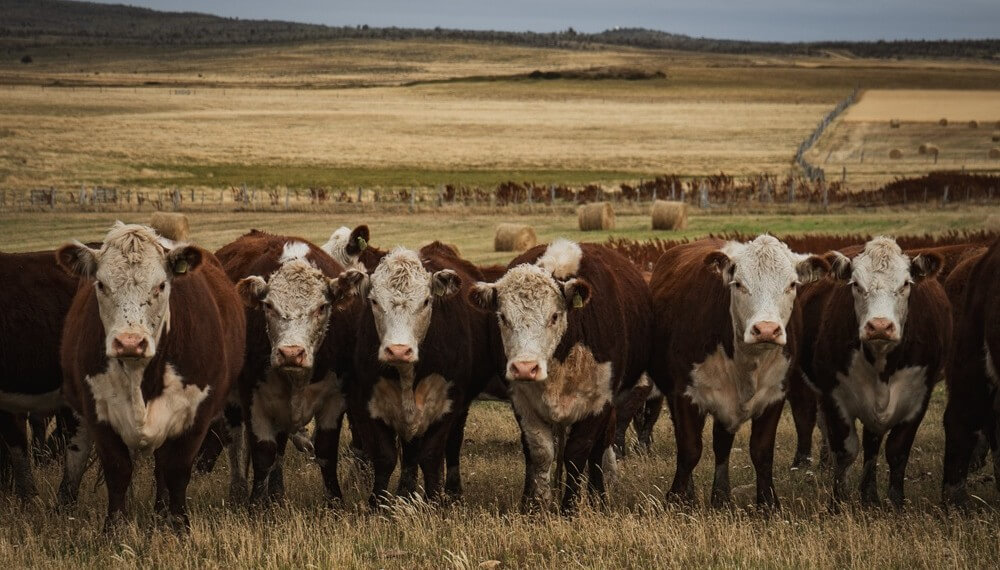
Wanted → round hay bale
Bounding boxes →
[493,223,537,252]
[651,200,688,231]
[889,119,901,128]
[150,212,189,242]
[577,202,615,231]
[889,148,903,159]
[918,142,929,155]
[969,120,979,129]
[987,214,1000,232]
[991,130,999,143]
[989,147,1000,160]
[925,144,939,157]
[939,118,948,127]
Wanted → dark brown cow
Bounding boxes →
[468,239,651,513]
[649,235,828,508]
[347,242,493,504]
[58,223,245,529]
[943,238,1000,506]
[811,237,949,508]
[0,250,80,499]
[215,230,359,505]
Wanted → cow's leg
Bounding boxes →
[514,410,536,509]
[822,397,857,508]
[223,402,248,504]
[859,427,884,506]
[710,420,736,508]
[418,419,454,502]
[788,374,818,468]
[586,405,616,509]
[667,394,705,504]
[397,435,420,499]
[158,429,207,531]
[515,406,555,512]
[562,413,602,515]
[444,407,470,498]
[942,378,988,506]
[28,413,55,466]
[247,408,280,506]
[57,409,92,506]
[0,411,36,499]
[885,413,926,510]
[368,420,398,508]
[749,400,783,509]
[93,425,133,530]
[195,416,228,474]
[613,383,650,458]
[314,395,346,505]
[634,394,664,454]
[267,433,289,502]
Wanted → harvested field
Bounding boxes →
[844,90,1000,123]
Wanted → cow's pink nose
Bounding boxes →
[751,321,783,343]
[510,361,541,380]
[865,318,896,340]
[277,345,307,367]
[112,333,148,357]
[384,344,415,362]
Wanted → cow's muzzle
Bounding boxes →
[111,333,150,359]
[508,360,545,382]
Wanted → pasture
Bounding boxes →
[2,209,1000,568]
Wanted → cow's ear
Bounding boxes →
[466,282,498,312]
[346,225,370,256]
[56,241,99,278]
[703,250,732,277]
[431,269,461,298]
[562,278,592,311]
[328,269,368,304]
[166,245,202,277]
[825,251,852,281]
[236,276,268,309]
[910,252,943,282]
[794,254,830,285]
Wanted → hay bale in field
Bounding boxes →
[493,223,537,252]
[651,200,688,231]
[577,202,615,231]
[987,214,1000,232]
[939,118,949,127]
[991,130,1000,142]
[889,148,903,159]
[989,147,1000,160]
[889,119,900,128]
[918,142,930,155]
[150,212,189,242]
[969,120,979,129]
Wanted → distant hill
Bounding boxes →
[1,0,998,60]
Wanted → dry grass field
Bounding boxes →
[808,89,1000,187]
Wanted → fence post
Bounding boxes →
[549,184,555,205]
[285,188,290,209]
[357,186,362,204]
[821,181,828,212]
[437,185,443,207]
[670,180,676,201]
[942,185,949,206]
[410,188,415,213]
[699,181,709,209]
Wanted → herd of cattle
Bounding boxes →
[0,222,998,530]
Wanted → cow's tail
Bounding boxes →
[553,424,567,492]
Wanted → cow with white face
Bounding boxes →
[468,240,652,514]
[812,237,949,508]
[648,235,828,508]
[214,231,361,506]
[321,224,371,271]
[58,223,245,529]
[350,243,493,504]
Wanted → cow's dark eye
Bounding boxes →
[96,281,104,292]
[499,313,509,326]
[262,301,274,312]
[370,298,379,308]
[423,298,431,308]
[158,282,166,292]
[731,281,745,292]
[549,313,559,326]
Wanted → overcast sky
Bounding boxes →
[90,0,999,42]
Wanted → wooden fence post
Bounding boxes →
[821,181,828,212]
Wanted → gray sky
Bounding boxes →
[91,0,999,42]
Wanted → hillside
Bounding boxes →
[1,0,998,59]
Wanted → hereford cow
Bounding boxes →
[468,239,651,513]
[57,223,245,529]
[612,377,664,457]
[650,235,828,508]
[215,230,360,505]
[811,237,948,508]
[943,238,1000,506]
[347,242,492,504]
[321,225,372,271]
[0,250,80,499]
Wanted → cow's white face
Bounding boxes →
[321,225,369,270]
[57,222,201,360]
[237,243,360,371]
[354,248,460,364]
[828,237,940,351]
[707,235,828,348]
[468,264,591,382]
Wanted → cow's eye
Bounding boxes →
[316,303,330,315]
[499,313,509,326]
[95,281,105,292]
[898,282,911,294]
[370,298,379,308]
[423,298,431,308]
[731,281,745,292]
[549,313,559,326]
[786,281,798,293]
[262,301,274,312]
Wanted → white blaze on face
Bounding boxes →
[237,242,346,370]
[828,237,940,346]
[468,240,591,381]
[56,222,201,360]
[708,235,827,347]
[363,248,460,364]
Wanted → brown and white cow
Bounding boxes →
[347,242,493,504]
[649,235,827,508]
[0,250,80,500]
[57,223,245,529]
[321,225,371,271]
[943,237,1000,506]
[811,237,949,508]
[468,239,651,513]
[214,230,359,505]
